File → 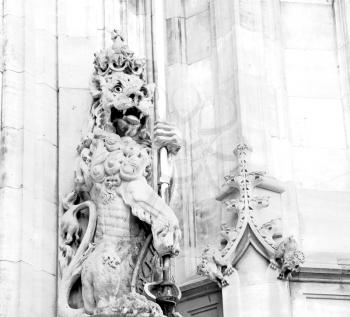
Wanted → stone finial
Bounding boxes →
[197,144,305,283]
[111,29,125,44]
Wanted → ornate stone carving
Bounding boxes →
[219,144,278,258]
[94,293,165,317]
[219,223,238,249]
[197,245,234,288]
[273,236,305,279]
[197,144,305,283]
[58,30,182,317]
[259,218,283,242]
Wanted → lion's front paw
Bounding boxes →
[154,121,182,154]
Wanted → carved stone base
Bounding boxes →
[93,293,166,317]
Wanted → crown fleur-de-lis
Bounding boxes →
[93,29,145,77]
[111,29,125,45]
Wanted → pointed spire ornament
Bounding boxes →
[197,144,305,285]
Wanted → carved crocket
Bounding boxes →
[197,245,234,288]
[58,31,182,317]
[274,236,305,279]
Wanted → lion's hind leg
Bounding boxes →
[81,242,122,314]
[81,260,96,315]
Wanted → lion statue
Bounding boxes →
[58,30,182,317]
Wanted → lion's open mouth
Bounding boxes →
[111,106,146,126]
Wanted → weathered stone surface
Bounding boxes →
[197,245,233,288]
[280,0,350,274]
[58,88,91,198]
[212,0,234,37]
[183,0,209,18]
[58,31,182,317]
[21,189,57,275]
[58,36,99,89]
[25,32,57,89]
[24,78,58,145]
[2,1,350,317]
[31,0,57,35]
[166,17,185,65]
[58,0,102,37]
[297,189,350,254]
[284,50,340,98]
[290,281,350,317]
[93,293,165,317]
[0,261,20,317]
[1,71,24,130]
[23,130,57,204]
[17,262,57,317]
[0,187,22,261]
[282,2,335,50]
[0,127,23,189]
[185,10,211,64]
[165,0,184,19]
[3,15,24,72]
[0,2,58,317]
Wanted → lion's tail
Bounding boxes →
[58,201,97,317]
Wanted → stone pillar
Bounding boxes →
[164,0,298,285]
[0,0,58,316]
[281,0,350,258]
[164,3,300,317]
[334,0,350,147]
[222,270,241,317]
[165,0,242,284]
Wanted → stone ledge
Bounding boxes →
[280,0,333,4]
[179,276,220,301]
[181,266,350,289]
[290,266,350,284]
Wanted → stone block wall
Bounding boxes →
[1,0,350,316]
[165,0,350,316]
[0,0,58,316]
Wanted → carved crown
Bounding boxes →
[93,30,145,77]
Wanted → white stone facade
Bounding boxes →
[0,0,350,316]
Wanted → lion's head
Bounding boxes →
[89,30,154,144]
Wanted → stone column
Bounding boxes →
[0,0,58,316]
[165,0,243,284]
[164,2,299,317]
[334,0,350,146]
[164,0,299,283]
